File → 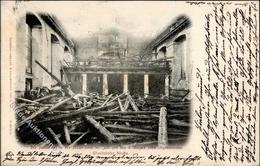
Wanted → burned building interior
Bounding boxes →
[15,12,191,148]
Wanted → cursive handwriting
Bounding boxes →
[195,2,258,164]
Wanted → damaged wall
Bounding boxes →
[154,29,192,90]
[150,16,192,93]
[15,12,74,96]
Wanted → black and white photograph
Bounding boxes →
[14,2,192,148]
[1,1,259,166]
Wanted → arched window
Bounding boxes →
[64,46,69,52]
[25,13,42,74]
[63,46,73,63]
[158,46,167,59]
[51,34,60,73]
[25,13,42,90]
[51,34,59,44]
[174,34,187,80]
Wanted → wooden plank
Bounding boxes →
[170,119,190,127]
[113,133,155,136]
[103,118,157,124]
[64,124,71,144]
[158,107,168,147]
[70,131,86,135]
[35,60,75,97]
[17,98,39,104]
[107,106,119,112]
[35,103,117,124]
[116,136,137,142]
[168,132,189,136]
[47,128,65,148]
[128,140,157,146]
[127,94,140,112]
[168,137,188,142]
[107,92,126,104]
[101,94,113,107]
[117,98,125,112]
[34,94,57,102]
[68,131,88,147]
[49,97,72,111]
[124,96,130,110]
[95,110,160,115]
[17,107,49,128]
[104,124,157,134]
[117,98,129,126]
[84,115,116,143]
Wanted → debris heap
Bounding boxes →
[15,61,190,148]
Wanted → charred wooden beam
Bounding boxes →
[107,106,119,112]
[104,124,157,134]
[102,118,157,124]
[63,123,71,144]
[69,131,88,147]
[35,103,117,124]
[17,107,49,128]
[124,96,130,110]
[84,115,116,143]
[117,98,125,112]
[101,94,113,107]
[127,94,139,112]
[49,97,72,111]
[107,92,126,104]
[169,119,189,127]
[95,110,160,115]
[47,128,65,148]
[17,98,40,104]
[35,60,75,97]
[113,133,155,136]
[34,94,57,102]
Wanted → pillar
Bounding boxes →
[31,26,43,88]
[123,74,128,93]
[82,74,87,95]
[144,74,149,97]
[103,74,108,95]
[165,74,169,97]
[158,107,168,147]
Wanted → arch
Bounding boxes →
[51,34,60,44]
[24,13,43,88]
[174,34,186,43]
[26,13,42,27]
[157,46,167,59]
[158,46,167,54]
[64,46,69,52]
[50,34,60,76]
[63,45,73,63]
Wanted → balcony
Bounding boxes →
[63,59,171,74]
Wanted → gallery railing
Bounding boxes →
[64,60,171,69]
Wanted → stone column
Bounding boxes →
[123,74,128,93]
[165,74,170,97]
[144,74,149,97]
[82,74,87,95]
[158,107,168,147]
[103,74,108,95]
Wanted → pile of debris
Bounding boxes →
[15,61,190,148]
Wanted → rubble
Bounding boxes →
[15,90,190,147]
[15,61,190,148]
